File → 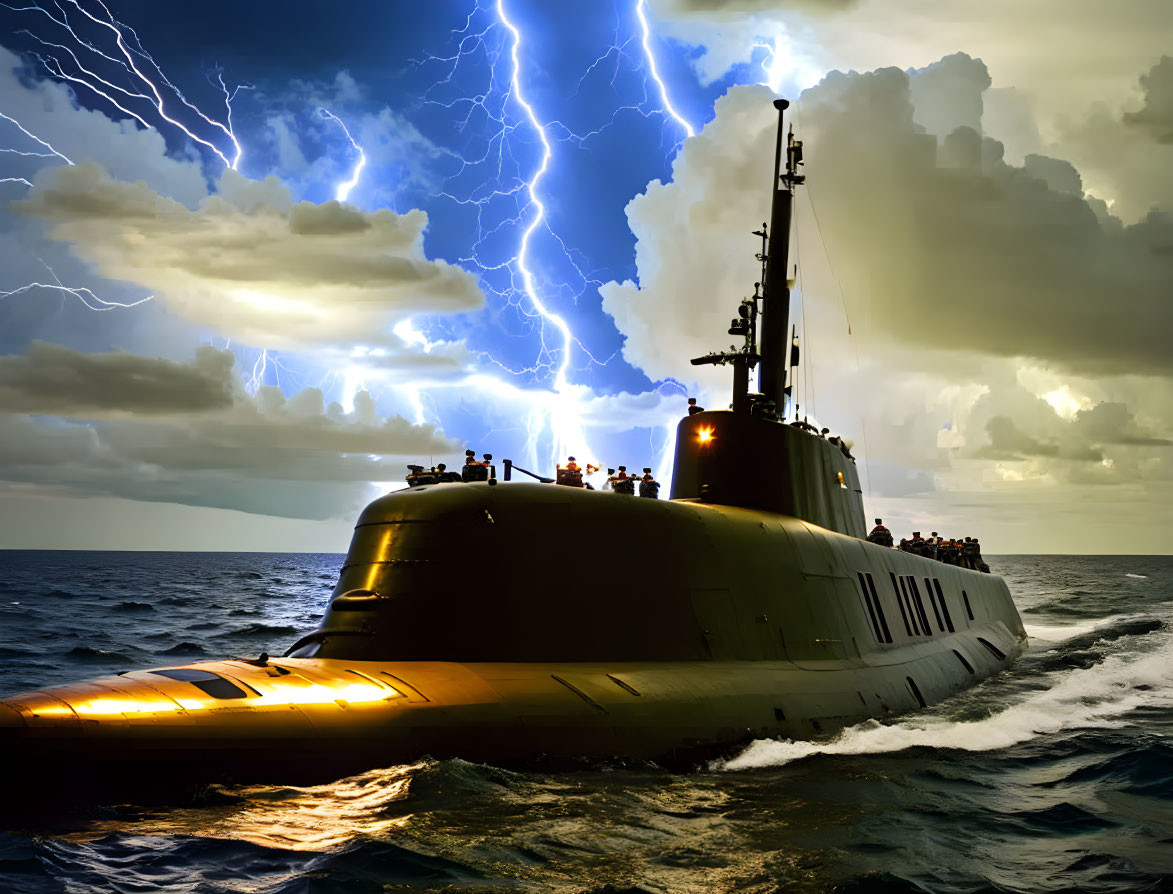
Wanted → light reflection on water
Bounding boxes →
[80,763,421,852]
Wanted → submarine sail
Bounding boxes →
[0,99,1027,796]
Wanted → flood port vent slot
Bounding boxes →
[962,590,974,621]
[551,675,606,711]
[906,676,927,708]
[933,579,955,632]
[891,572,913,636]
[952,650,975,674]
[857,572,892,643]
[774,707,786,721]
[865,573,892,643]
[346,669,400,696]
[925,577,945,632]
[977,637,1006,660]
[907,577,932,635]
[857,572,884,644]
[606,674,641,696]
[898,575,922,636]
[380,672,429,702]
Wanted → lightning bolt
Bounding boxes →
[0,261,152,311]
[752,25,823,94]
[0,0,250,326]
[493,0,593,462]
[319,109,366,203]
[2,0,246,169]
[404,0,700,473]
[2,1,701,486]
[0,110,74,165]
[635,0,694,138]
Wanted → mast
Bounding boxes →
[760,99,804,412]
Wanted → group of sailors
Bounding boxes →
[557,457,660,498]
[406,451,660,498]
[867,520,990,572]
[405,450,495,487]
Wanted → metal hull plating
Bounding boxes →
[0,483,1025,792]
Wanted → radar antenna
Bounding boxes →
[691,98,804,419]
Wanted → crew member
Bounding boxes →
[927,531,941,560]
[556,456,584,487]
[972,537,989,573]
[638,468,660,499]
[688,398,704,416]
[614,466,635,495]
[462,449,488,482]
[867,518,893,548]
[961,537,978,570]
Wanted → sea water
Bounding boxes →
[0,551,1169,893]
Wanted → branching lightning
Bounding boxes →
[0,260,152,311]
[405,0,700,472]
[1,0,246,169]
[0,109,74,164]
[1,0,702,483]
[0,0,248,326]
[635,0,694,138]
[319,109,366,203]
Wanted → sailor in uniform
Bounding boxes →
[867,519,894,547]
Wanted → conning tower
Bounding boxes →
[671,100,866,538]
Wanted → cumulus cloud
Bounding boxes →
[0,343,462,519]
[1059,56,1173,224]
[655,0,1173,137]
[603,71,1172,385]
[16,164,484,353]
[0,341,237,415]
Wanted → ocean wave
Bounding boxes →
[113,601,154,612]
[64,646,133,663]
[155,642,209,656]
[227,623,299,638]
[717,625,1173,771]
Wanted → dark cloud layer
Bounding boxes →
[606,56,1173,379]
[0,342,236,415]
[1123,56,1173,143]
[800,59,1172,374]
[0,344,461,519]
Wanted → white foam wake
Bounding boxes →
[1125,573,1149,579]
[1023,621,1101,642]
[718,627,1172,771]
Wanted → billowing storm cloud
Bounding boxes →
[602,66,1172,380]
[17,164,484,353]
[0,343,460,519]
[0,341,237,415]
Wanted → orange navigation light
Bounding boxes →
[697,426,714,445]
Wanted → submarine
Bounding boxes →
[0,100,1026,794]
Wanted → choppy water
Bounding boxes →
[0,551,1169,893]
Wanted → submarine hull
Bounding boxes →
[1,483,1025,797]
[1,644,1022,797]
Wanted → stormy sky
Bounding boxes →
[0,0,1168,553]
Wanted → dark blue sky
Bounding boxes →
[0,0,754,467]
